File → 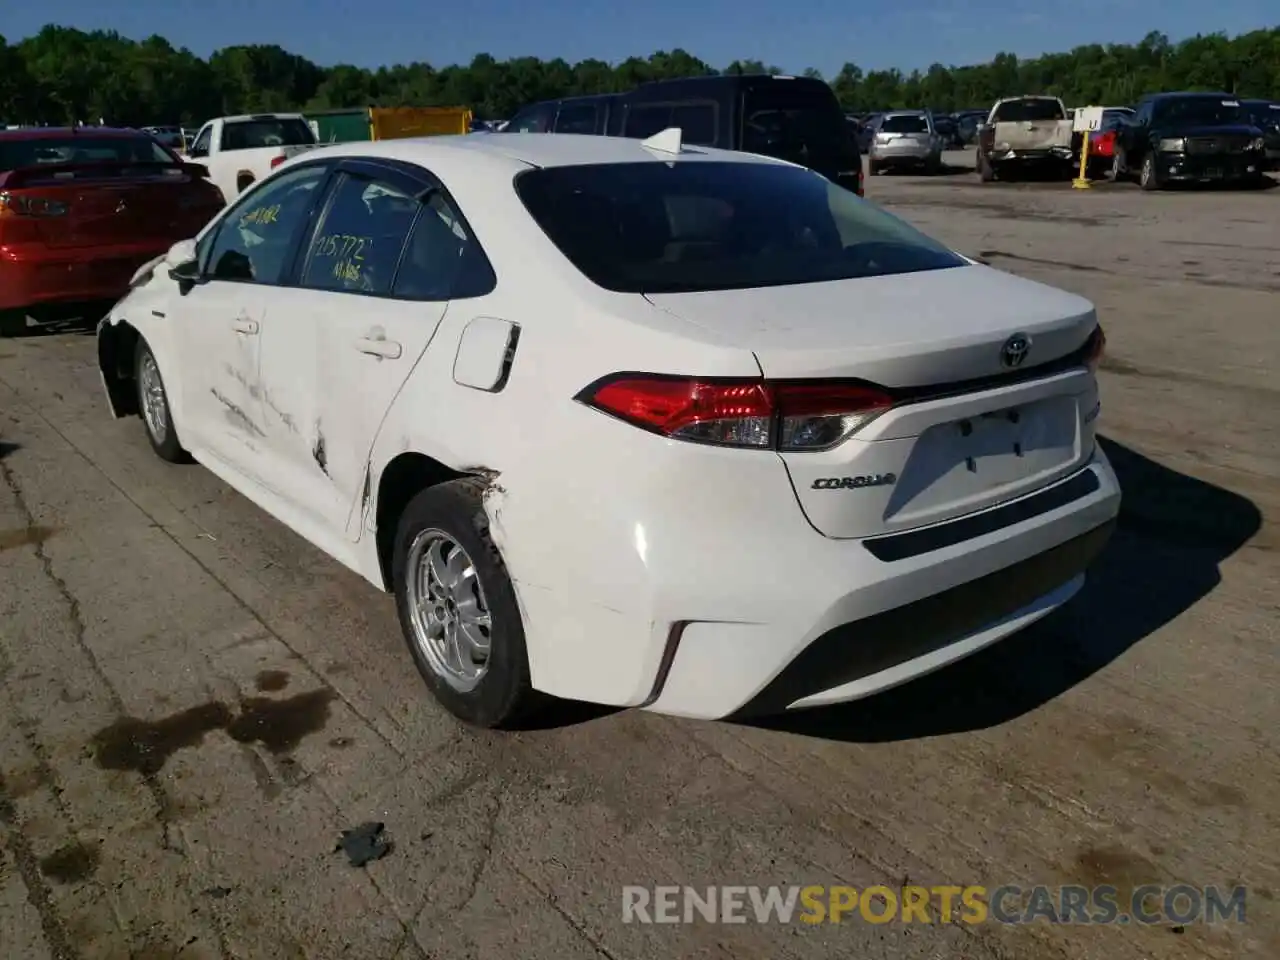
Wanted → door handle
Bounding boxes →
[232,317,258,335]
[355,337,402,360]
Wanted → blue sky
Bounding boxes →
[4,0,1276,76]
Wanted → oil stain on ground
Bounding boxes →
[0,524,58,553]
[255,669,290,692]
[39,841,100,884]
[91,689,335,775]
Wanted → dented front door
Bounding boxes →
[174,280,268,477]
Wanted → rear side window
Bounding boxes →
[393,193,496,300]
[623,103,717,146]
[0,136,174,170]
[992,99,1064,122]
[515,161,964,295]
[880,115,930,133]
[221,118,316,150]
[554,103,598,134]
[300,175,418,295]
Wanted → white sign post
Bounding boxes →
[1072,106,1105,189]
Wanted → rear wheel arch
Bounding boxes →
[236,169,256,193]
[373,451,471,590]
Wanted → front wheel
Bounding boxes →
[1139,153,1162,191]
[977,152,995,182]
[135,338,189,462]
[392,477,538,728]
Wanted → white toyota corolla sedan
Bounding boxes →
[98,130,1120,728]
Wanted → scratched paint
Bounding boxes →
[210,388,266,438]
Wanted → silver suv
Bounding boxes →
[868,111,944,175]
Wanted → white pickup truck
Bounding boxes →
[182,113,321,204]
[975,96,1077,182]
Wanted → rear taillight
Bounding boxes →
[579,375,893,451]
[270,155,287,169]
[0,191,69,218]
[1085,325,1106,373]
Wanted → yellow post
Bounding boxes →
[1072,129,1092,189]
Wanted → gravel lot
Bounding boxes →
[1,156,1277,960]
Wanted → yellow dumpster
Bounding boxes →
[370,106,473,140]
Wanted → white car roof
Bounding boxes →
[306,132,793,176]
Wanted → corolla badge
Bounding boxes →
[1000,333,1031,369]
[811,474,897,490]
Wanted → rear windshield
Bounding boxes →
[0,136,175,171]
[880,114,930,133]
[993,99,1065,122]
[1152,97,1245,127]
[515,161,965,294]
[221,118,316,150]
[741,85,854,164]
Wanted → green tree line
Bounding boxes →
[1,24,1277,127]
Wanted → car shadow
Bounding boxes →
[744,436,1262,743]
[0,441,19,461]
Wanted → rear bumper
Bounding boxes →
[871,146,939,165]
[991,147,1074,163]
[0,242,168,313]
[1156,152,1265,181]
[644,453,1119,719]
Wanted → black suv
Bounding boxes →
[1113,91,1268,190]
[503,75,863,196]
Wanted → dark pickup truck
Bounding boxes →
[502,74,864,197]
[1112,91,1269,190]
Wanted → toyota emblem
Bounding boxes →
[1000,333,1031,369]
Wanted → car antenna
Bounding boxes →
[641,127,683,156]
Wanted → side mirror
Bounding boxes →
[165,239,201,289]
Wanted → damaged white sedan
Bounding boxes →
[98,131,1121,728]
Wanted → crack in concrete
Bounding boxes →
[0,458,184,855]
[0,771,80,960]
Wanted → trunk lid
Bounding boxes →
[5,164,220,249]
[645,265,1101,538]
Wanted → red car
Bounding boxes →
[0,127,225,335]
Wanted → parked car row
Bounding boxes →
[971,91,1277,189]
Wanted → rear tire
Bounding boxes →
[134,338,189,463]
[392,477,539,729]
[868,161,881,176]
[0,310,26,338]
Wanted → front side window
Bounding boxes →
[203,164,329,284]
[515,161,964,295]
[554,104,598,134]
[188,126,212,158]
[742,88,852,166]
[299,175,418,295]
[506,104,555,133]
